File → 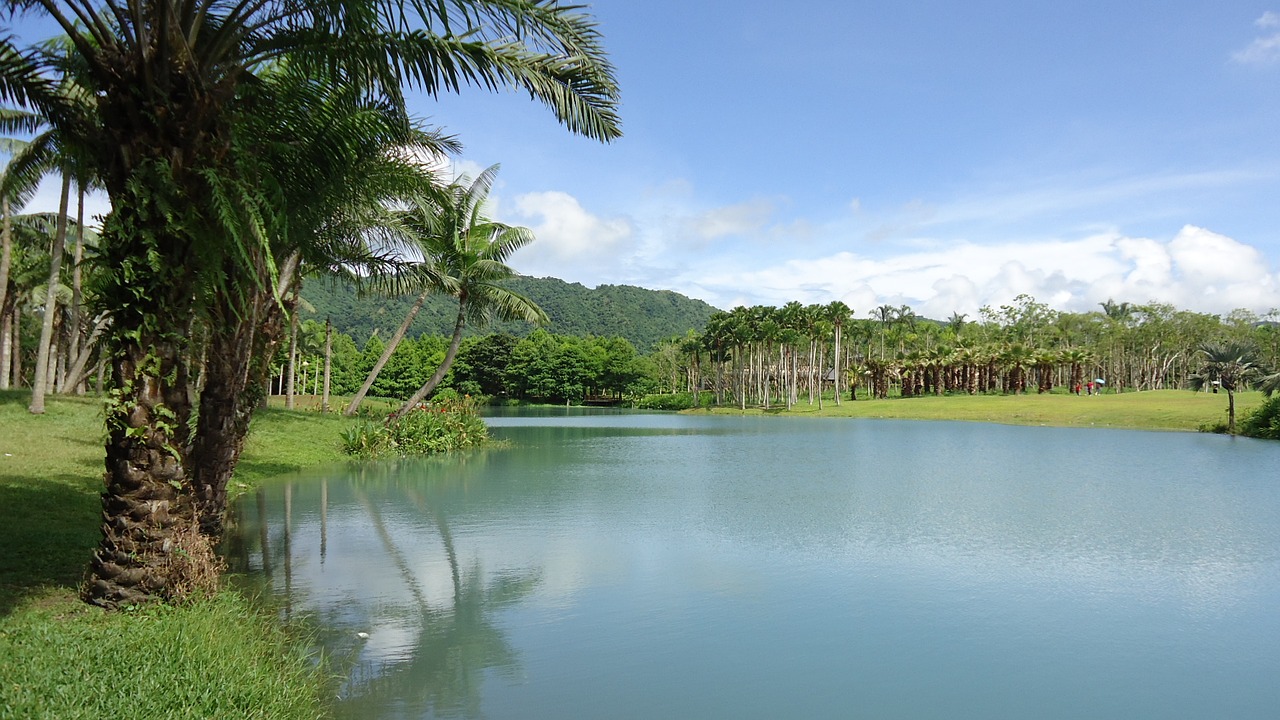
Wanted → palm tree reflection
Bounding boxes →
[338,484,539,719]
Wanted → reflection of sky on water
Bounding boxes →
[230,413,1280,719]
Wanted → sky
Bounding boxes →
[17,1,1280,318]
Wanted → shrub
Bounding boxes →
[635,391,713,411]
[1240,395,1280,440]
[341,393,489,458]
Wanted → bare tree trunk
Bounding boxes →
[0,308,9,389]
[322,318,332,413]
[286,307,298,410]
[65,314,110,390]
[29,172,70,414]
[393,296,469,419]
[68,185,86,394]
[0,196,12,373]
[345,288,429,416]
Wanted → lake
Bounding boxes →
[227,410,1280,719]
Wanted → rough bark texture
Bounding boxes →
[79,42,243,606]
[189,279,291,537]
[85,334,211,608]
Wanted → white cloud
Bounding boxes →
[680,226,1280,317]
[1232,12,1280,65]
[506,191,636,281]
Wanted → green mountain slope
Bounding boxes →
[301,276,720,352]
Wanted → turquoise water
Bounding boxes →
[229,412,1280,719]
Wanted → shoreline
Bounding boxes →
[684,388,1262,433]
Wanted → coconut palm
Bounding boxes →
[2,0,619,608]
[1188,341,1268,434]
[391,166,547,418]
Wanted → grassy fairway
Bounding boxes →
[0,390,351,719]
[701,388,1265,431]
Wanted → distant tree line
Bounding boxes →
[642,295,1280,411]
[272,325,652,406]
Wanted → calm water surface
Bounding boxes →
[228,411,1280,719]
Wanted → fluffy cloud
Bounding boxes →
[1232,12,1280,65]
[684,226,1280,317]
[505,191,635,280]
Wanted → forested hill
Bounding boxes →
[301,276,721,352]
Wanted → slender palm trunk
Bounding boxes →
[832,323,842,405]
[10,313,21,387]
[394,295,469,418]
[345,288,430,415]
[68,185,86,393]
[29,173,70,414]
[322,318,332,413]
[0,196,12,382]
[0,310,10,389]
[285,309,298,409]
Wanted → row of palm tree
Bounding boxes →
[0,113,104,402]
[655,297,1280,410]
[2,0,621,608]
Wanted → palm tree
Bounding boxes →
[1060,347,1093,394]
[0,111,46,361]
[2,0,619,608]
[189,75,454,537]
[392,166,547,418]
[1000,342,1035,394]
[826,301,851,404]
[1188,341,1267,434]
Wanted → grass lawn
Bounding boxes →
[697,388,1265,432]
[0,390,354,719]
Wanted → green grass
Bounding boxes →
[0,594,326,720]
[0,390,352,719]
[698,388,1266,431]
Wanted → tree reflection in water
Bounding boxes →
[226,460,537,720]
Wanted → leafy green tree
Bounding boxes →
[451,333,518,397]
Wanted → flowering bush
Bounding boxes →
[341,392,489,458]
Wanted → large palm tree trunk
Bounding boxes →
[82,183,223,607]
[189,259,295,537]
[345,288,429,415]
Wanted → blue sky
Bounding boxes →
[420,0,1280,317]
[18,1,1280,318]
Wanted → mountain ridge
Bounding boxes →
[301,275,721,352]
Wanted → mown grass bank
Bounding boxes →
[694,388,1265,431]
[0,390,352,719]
